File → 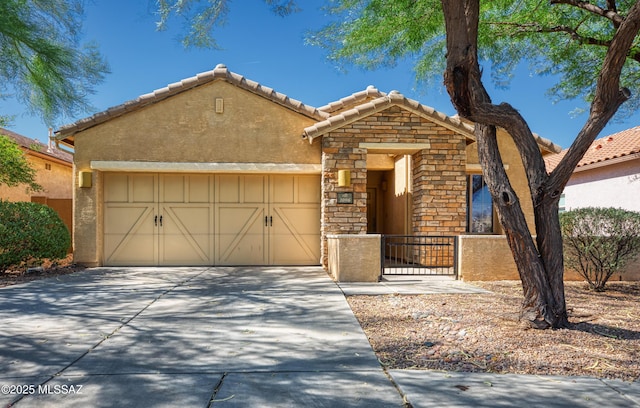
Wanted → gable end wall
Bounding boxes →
[320,106,467,266]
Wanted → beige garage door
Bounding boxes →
[104,173,320,266]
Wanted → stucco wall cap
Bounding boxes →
[326,234,380,239]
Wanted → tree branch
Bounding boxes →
[488,22,613,48]
[551,0,624,27]
[549,1,640,193]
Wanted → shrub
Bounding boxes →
[560,207,640,291]
[0,201,71,272]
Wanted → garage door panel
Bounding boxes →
[189,175,212,203]
[271,205,320,265]
[271,235,320,264]
[243,175,267,203]
[298,176,321,204]
[104,205,156,265]
[216,205,267,265]
[271,175,295,203]
[131,174,157,203]
[104,174,130,202]
[161,205,213,265]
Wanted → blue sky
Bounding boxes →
[2,0,639,149]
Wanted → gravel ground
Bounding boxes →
[347,281,640,382]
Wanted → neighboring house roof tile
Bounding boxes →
[0,127,72,163]
[55,64,330,144]
[303,90,477,142]
[545,126,640,172]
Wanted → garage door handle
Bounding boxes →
[269,216,273,226]
[154,215,158,226]
[159,215,163,227]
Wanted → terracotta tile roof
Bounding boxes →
[303,90,476,143]
[544,125,640,172]
[0,127,72,163]
[55,64,329,145]
[534,134,563,154]
[53,63,561,154]
[317,85,387,114]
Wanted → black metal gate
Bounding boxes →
[381,235,458,277]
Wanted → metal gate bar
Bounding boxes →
[381,235,457,277]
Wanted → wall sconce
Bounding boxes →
[78,171,92,188]
[338,170,351,187]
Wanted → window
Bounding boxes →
[558,193,566,213]
[45,163,52,170]
[467,175,494,233]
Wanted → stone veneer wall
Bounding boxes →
[412,131,467,235]
[320,106,468,267]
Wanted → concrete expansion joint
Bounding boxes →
[208,372,233,406]
[9,269,212,408]
[380,365,414,408]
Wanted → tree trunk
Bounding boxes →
[440,0,640,329]
[475,123,568,328]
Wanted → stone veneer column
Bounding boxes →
[320,131,367,267]
[412,130,467,235]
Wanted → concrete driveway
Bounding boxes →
[3,267,639,408]
[0,267,404,407]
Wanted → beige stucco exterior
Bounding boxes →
[70,80,321,266]
[465,128,537,235]
[0,148,73,202]
[458,235,640,281]
[56,64,567,280]
[0,130,73,239]
[327,234,381,282]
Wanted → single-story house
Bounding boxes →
[545,126,640,281]
[0,127,73,234]
[53,64,561,280]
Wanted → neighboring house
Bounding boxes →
[545,126,640,212]
[53,64,560,280]
[0,128,73,235]
[545,126,640,281]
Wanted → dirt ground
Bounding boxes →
[347,281,640,382]
[0,255,85,288]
